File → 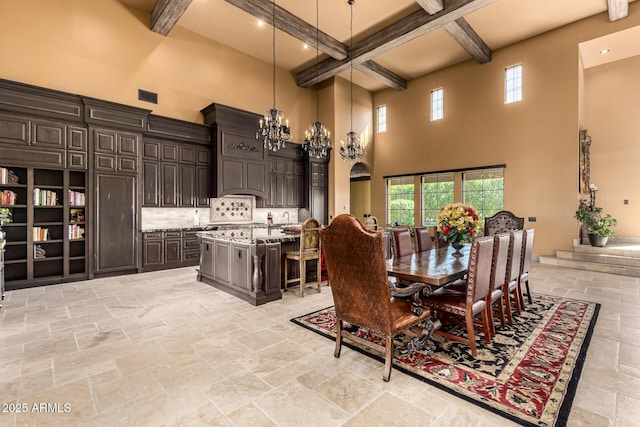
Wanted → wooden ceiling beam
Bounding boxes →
[416,0,444,14]
[607,0,629,21]
[443,18,492,63]
[356,61,407,90]
[297,0,496,88]
[151,0,193,36]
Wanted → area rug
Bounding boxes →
[291,294,599,427]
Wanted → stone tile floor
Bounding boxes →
[0,263,638,426]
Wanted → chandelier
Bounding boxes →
[256,0,290,152]
[339,0,364,164]
[303,0,332,159]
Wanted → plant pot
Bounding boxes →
[587,234,608,247]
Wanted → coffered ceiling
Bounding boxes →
[119,0,637,92]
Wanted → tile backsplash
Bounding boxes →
[209,196,253,222]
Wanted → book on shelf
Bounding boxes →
[1,167,19,185]
[68,224,85,239]
[68,190,85,206]
[33,188,58,206]
[32,227,50,241]
[1,189,17,205]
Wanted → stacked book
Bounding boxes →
[69,224,85,239]
[1,189,17,205]
[33,227,49,241]
[33,188,58,206]
[69,190,85,206]
[0,167,19,184]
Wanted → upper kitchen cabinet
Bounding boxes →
[256,143,304,209]
[142,115,211,208]
[201,103,266,199]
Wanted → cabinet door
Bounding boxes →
[164,239,181,264]
[95,174,137,273]
[273,173,285,207]
[0,113,30,146]
[143,240,163,267]
[213,240,231,286]
[311,186,328,226]
[196,166,210,207]
[199,239,215,280]
[94,129,117,154]
[118,133,139,156]
[246,161,266,195]
[161,163,178,207]
[67,126,87,151]
[284,174,295,207]
[231,243,251,292]
[143,161,159,207]
[180,164,195,207]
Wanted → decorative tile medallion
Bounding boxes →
[209,197,253,223]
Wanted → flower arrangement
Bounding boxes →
[436,202,483,244]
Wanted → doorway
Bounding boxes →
[349,162,371,223]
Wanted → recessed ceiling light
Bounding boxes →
[257,20,265,27]
[303,44,309,50]
[600,48,610,54]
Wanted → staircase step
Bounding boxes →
[538,254,640,277]
[556,250,640,267]
[573,243,640,258]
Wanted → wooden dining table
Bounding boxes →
[386,245,470,287]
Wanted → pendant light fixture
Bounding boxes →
[256,0,291,152]
[303,0,332,159]
[339,0,364,164]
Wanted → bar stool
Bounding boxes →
[284,218,322,297]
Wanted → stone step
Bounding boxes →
[557,249,640,267]
[573,243,640,258]
[538,254,640,277]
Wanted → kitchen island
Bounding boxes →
[196,226,300,305]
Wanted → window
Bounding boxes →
[386,177,414,226]
[421,172,454,225]
[430,88,444,121]
[504,64,522,104]
[376,105,387,133]
[462,168,504,221]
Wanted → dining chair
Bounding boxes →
[284,217,322,297]
[414,227,432,253]
[519,228,535,305]
[390,228,413,257]
[503,229,524,324]
[432,226,449,249]
[487,233,510,336]
[420,235,494,357]
[319,214,433,381]
[483,210,524,236]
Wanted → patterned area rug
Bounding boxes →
[291,294,599,427]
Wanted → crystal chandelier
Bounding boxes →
[303,0,332,159]
[256,0,290,152]
[339,0,364,164]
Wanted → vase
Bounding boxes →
[451,241,464,255]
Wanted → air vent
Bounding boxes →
[138,89,158,104]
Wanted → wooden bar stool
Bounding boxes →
[284,218,322,297]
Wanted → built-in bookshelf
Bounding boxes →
[0,166,87,287]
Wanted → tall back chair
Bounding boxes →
[284,218,322,297]
[484,210,524,236]
[421,236,494,357]
[414,227,432,253]
[487,233,510,336]
[520,228,535,305]
[319,214,432,381]
[432,226,449,249]
[364,216,379,231]
[390,228,413,257]
[503,229,524,323]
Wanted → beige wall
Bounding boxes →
[371,6,640,255]
[350,179,372,223]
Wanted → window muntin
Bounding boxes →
[421,172,454,225]
[504,64,522,104]
[386,176,414,226]
[462,168,504,221]
[376,105,387,133]
[430,88,444,121]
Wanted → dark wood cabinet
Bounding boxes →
[306,157,329,225]
[143,161,159,206]
[141,229,201,271]
[180,164,195,207]
[93,128,139,173]
[142,233,163,268]
[256,144,304,209]
[164,235,181,264]
[95,173,137,274]
[161,162,178,207]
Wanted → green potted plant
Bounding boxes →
[575,201,617,247]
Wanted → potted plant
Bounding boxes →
[575,201,617,247]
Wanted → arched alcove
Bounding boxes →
[349,162,371,222]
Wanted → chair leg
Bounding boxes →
[496,297,506,328]
[517,280,526,310]
[299,260,306,298]
[524,278,533,304]
[485,296,495,338]
[503,285,513,324]
[466,314,477,357]
[481,310,491,344]
[383,335,393,382]
[316,257,321,293]
[334,320,343,358]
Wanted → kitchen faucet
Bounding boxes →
[282,212,290,225]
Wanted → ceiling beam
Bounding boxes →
[416,0,444,14]
[607,0,629,21]
[225,0,406,90]
[297,0,496,88]
[443,18,491,63]
[151,0,193,36]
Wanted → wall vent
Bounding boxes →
[138,89,158,104]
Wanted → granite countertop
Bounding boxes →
[141,226,214,233]
[197,229,300,244]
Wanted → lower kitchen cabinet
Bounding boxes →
[142,229,201,271]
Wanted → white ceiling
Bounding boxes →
[119,0,639,92]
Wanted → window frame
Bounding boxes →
[504,63,523,104]
[461,168,505,222]
[420,172,454,226]
[376,104,387,133]
[430,87,444,121]
[386,176,415,226]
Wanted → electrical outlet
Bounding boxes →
[528,217,536,222]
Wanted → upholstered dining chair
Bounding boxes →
[414,227,432,253]
[487,233,510,336]
[390,228,413,257]
[503,229,524,324]
[432,226,449,249]
[520,228,535,305]
[284,217,322,297]
[319,214,432,382]
[483,210,524,236]
[420,236,494,357]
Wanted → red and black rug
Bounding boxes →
[291,294,599,427]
